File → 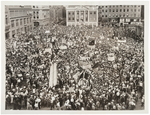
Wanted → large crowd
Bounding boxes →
[5,22,144,110]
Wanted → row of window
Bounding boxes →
[33,6,38,8]
[68,11,96,15]
[34,11,39,14]
[68,17,88,21]
[101,5,141,8]
[102,9,140,12]
[68,17,74,20]
[12,25,32,37]
[33,11,48,15]
[11,17,32,28]
[5,15,9,25]
[33,13,49,19]
[33,16,39,19]
[10,10,30,18]
[101,13,140,18]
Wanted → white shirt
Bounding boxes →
[36,98,41,103]
[33,89,35,93]
[65,99,69,106]
[139,82,143,87]
[34,103,38,108]
[17,79,21,83]
[57,102,60,107]
[51,96,55,103]
[71,98,74,102]
[10,95,14,103]
[116,92,120,96]
[81,107,84,110]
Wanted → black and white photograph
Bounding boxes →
[1,1,149,113]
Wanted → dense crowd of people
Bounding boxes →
[5,22,144,110]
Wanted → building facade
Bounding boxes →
[99,5,142,26]
[5,6,10,39]
[32,5,50,27]
[49,5,65,23]
[7,5,33,38]
[66,5,98,26]
[49,6,55,22]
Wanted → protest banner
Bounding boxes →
[45,30,50,33]
[107,53,115,61]
[44,48,52,54]
[59,45,68,50]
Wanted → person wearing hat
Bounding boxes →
[6,94,11,110]
[70,95,75,110]
[27,98,32,110]
[29,95,35,110]
[95,100,100,110]
[50,94,55,110]
[9,92,14,110]
[34,100,39,110]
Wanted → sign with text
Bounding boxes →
[118,39,126,43]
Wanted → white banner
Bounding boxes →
[49,63,57,88]
[59,45,67,50]
[107,53,115,61]
[117,39,126,43]
[44,48,52,54]
[53,63,57,86]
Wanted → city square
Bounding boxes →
[5,5,144,110]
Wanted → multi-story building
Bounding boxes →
[7,5,33,38]
[49,6,55,22]
[99,5,142,26]
[141,5,144,20]
[32,5,50,27]
[49,5,65,22]
[62,7,66,19]
[66,5,98,26]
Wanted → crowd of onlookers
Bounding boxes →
[5,23,144,110]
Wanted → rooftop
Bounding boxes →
[66,5,99,10]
